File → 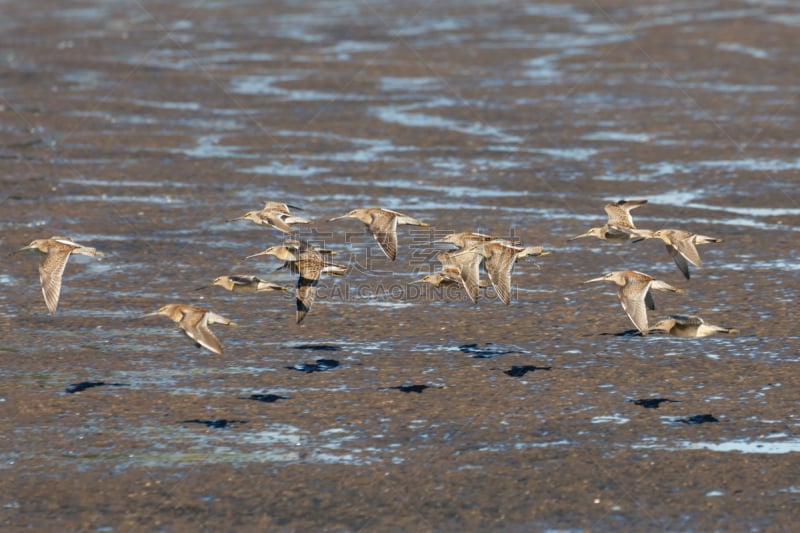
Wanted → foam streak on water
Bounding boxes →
[633,436,800,454]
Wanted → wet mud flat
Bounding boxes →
[1,0,799,531]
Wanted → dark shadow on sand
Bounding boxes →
[598,329,644,337]
[629,398,679,409]
[241,394,289,403]
[676,414,719,424]
[503,365,552,378]
[459,343,523,358]
[389,384,430,394]
[65,382,128,394]
[181,419,248,429]
[287,358,340,373]
[292,344,341,351]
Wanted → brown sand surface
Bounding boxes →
[1,1,798,531]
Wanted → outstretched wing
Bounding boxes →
[295,278,318,324]
[644,289,655,311]
[670,315,704,326]
[39,249,72,313]
[179,309,223,355]
[295,255,322,324]
[619,278,651,334]
[666,245,691,279]
[605,199,647,228]
[447,247,483,304]
[228,275,256,288]
[484,244,516,305]
[262,211,294,233]
[368,211,399,261]
[393,213,427,226]
[671,236,703,267]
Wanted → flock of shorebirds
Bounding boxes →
[570,199,736,338]
[12,198,737,355]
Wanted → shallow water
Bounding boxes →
[1,0,799,530]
